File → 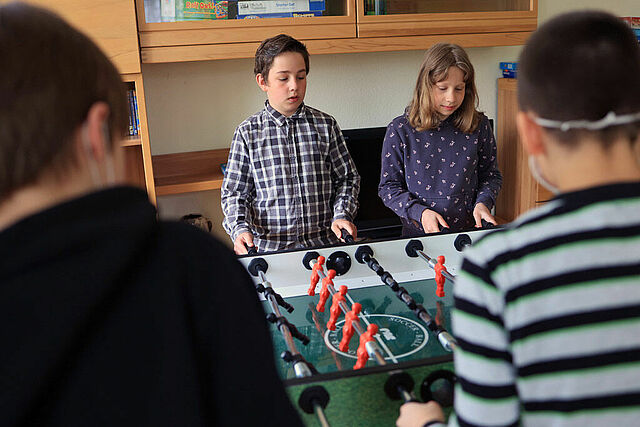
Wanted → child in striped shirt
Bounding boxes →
[397,10,640,427]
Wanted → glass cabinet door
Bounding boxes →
[362,0,531,16]
[142,0,350,23]
[137,0,356,63]
[357,0,537,38]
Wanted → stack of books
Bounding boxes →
[127,89,140,137]
[499,62,517,79]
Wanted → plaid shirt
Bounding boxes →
[221,101,360,253]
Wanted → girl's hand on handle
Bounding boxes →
[421,209,449,233]
[473,202,497,228]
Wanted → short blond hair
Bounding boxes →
[407,43,480,133]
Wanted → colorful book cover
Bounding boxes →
[238,11,322,18]
[176,0,228,20]
[237,0,324,16]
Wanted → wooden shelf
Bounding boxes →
[152,148,230,196]
[121,136,142,147]
[142,30,531,63]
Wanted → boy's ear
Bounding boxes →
[516,111,546,156]
[83,101,111,161]
[256,73,269,92]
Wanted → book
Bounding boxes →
[132,91,140,135]
[126,90,135,136]
[237,0,324,16]
[238,11,322,18]
[220,163,227,176]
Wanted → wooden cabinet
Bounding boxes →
[137,0,357,63]
[11,0,141,74]
[357,0,537,38]
[137,0,536,64]
[495,78,552,222]
[4,0,157,202]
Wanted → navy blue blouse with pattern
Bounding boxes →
[378,113,502,234]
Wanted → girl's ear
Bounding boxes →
[517,111,546,156]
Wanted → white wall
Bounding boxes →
[142,0,639,245]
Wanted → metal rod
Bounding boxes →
[315,264,391,364]
[416,250,456,283]
[313,402,331,427]
[313,260,419,403]
[258,270,332,425]
[258,272,315,376]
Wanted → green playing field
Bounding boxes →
[264,277,456,425]
[265,277,454,379]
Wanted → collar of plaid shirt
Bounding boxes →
[264,99,307,126]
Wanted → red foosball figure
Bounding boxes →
[316,269,336,312]
[434,255,447,298]
[307,256,325,296]
[339,302,361,352]
[327,285,348,330]
[354,323,379,370]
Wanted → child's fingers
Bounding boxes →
[436,214,449,229]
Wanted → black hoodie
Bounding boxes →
[0,187,302,427]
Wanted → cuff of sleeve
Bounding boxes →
[333,212,353,223]
[423,422,446,427]
[232,225,251,242]
[408,203,427,223]
[475,194,494,211]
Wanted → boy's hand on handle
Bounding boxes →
[234,232,255,255]
[332,219,357,241]
[421,209,449,233]
[396,401,445,427]
[473,202,497,228]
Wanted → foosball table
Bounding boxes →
[239,229,491,426]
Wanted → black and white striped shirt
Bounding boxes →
[449,182,640,427]
[221,101,360,253]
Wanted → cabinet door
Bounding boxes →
[1,0,141,74]
[138,0,356,63]
[356,0,537,38]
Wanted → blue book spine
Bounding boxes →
[128,89,138,136]
[132,90,140,136]
[126,90,135,136]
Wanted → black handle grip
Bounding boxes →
[340,228,355,244]
[481,219,496,229]
[245,243,258,255]
[420,370,456,408]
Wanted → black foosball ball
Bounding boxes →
[239,228,491,426]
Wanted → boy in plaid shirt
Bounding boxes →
[222,34,360,254]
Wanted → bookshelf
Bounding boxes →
[121,73,156,203]
[152,148,230,196]
[7,1,158,203]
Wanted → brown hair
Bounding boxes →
[407,43,480,133]
[518,10,640,147]
[254,34,310,81]
[0,2,128,200]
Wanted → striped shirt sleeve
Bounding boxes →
[451,254,519,427]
